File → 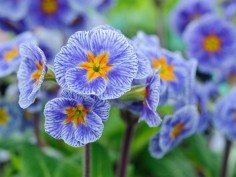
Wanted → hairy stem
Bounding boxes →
[84,143,90,177]
[33,113,45,148]
[219,139,232,177]
[116,110,137,177]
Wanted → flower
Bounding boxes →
[44,90,110,147]
[0,0,29,21]
[0,32,36,78]
[132,32,193,104]
[139,71,162,127]
[170,0,214,36]
[0,100,22,136]
[54,26,138,99]
[213,89,236,140]
[17,43,47,109]
[183,15,236,73]
[221,0,236,21]
[25,0,76,29]
[149,106,198,158]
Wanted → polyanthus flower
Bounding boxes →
[0,32,36,78]
[213,89,236,140]
[17,43,47,109]
[54,26,138,99]
[184,15,236,73]
[44,90,110,147]
[0,100,22,136]
[149,106,199,158]
[132,32,193,104]
[170,0,214,36]
[139,71,162,127]
[0,0,29,21]
[26,0,76,29]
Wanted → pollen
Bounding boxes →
[152,57,176,81]
[0,108,9,126]
[171,123,185,141]
[78,52,113,82]
[31,60,44,86]
[3,47,18,62]
[41,0,58,15]
[203,34,221,53]
[64,104,90,126]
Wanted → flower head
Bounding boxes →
[0,32,36,78]
[159,106,199,150]
[17,43,47,109]
[170,0,214,36]
[0,100,22,136]
[26,0,76,29]
[184,15,236,73]
[213,89,236,140]
[44,90,110,147]
[54,26,138,99]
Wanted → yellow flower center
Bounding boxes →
[64,104,90,126]
[41,0,58,15]
[171,123,185,141]
[3,47,18,62]
[152,57,176,81]
[31,61,44,86]
[78,52,113,82]
[203,34,221,53]
[0,108,9,126]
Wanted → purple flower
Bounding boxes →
[17,43,47,109]
[213,89,236,140]
[149,133,167,159]
[0,0,29,21]
[159,106,198,150]
[139,71,162,127]
[25,0,76,29]
[184,15,236,73]
[0,32,36,78]
[44,90,110,147]
[54,26,138,99]
[170,0,214,36]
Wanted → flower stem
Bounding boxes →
[84,143,90,177]
[33,113,45,148]
[219,139,232,177]
[116,110,137,177]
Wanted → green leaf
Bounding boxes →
[20,143,59,177]
[90,143,114,177]
[135,146,198,177]
[182,134,220,177]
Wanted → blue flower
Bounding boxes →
[44,90,110,147]
[0,0,29,21]
[17,43,47,109]
[170,0,214,36]
[25,0,76,29]
[0,32,36,78]
[160,106,198,151]
[213,89,236,140]
[0,100,22,136]
[54,26,138,99]
[150,106,198,158]
[139,71,162,127]
[184,15,236,73]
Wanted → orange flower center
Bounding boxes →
[3,47,18,62]
[0,108,9,126]
[171,123,185,141]
[64,104,90,126]
[152,57,176,81]
[31,61,44,86]
[78,52,113,82]
[41,0,58,15]
[203,34,221,53]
